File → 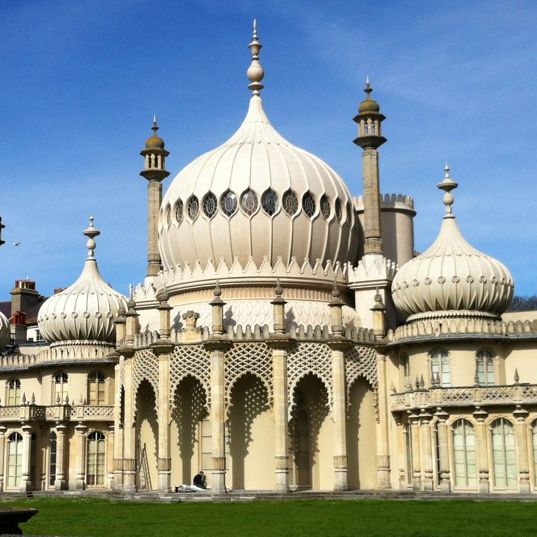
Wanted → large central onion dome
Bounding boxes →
[38,218,128,344]
[159,25,356,287]
[392,166,514,321]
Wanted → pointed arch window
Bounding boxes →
[320,194,331,219]
[335,198,342,222]
[452,419,477,488]
[202,192,217,219]
[282,190,299,216]
[430,350,450,387]
[220,190,238,217]
[476,350,495,385]
[174,199,184,224]
[240,189,259,215]
[491,418,517,489]
[302,192,316,218]
[53,371,68,403]
[86,431,106,486]
[7,378,21,405]
[88,372,106,406]
[165,204,172,226]
[187,196,199,221]
[7,432,22,489]
[261,188,278,216]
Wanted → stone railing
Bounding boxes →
[388,317,537,343]
[0,404,114,423]
[390,384,537,411]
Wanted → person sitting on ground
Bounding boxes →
[193,470,207,489]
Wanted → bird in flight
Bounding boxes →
[12,241,21,246]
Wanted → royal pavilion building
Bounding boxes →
[0,24,536,495]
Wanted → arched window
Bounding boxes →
[452,419,477,488]
[400,353,410,389]
[7,378,21,405]
[302,192,316,218]
[53,372,68,403]
[49,432,57,487]
[7,432,23,489]
[430,350,450,387]
[282,190,299,216]
[476,350,495,385]
[261,188,278,216]
[491,418,517,489]
[187,196,199,221]
[174,199,184,224]
[202,192,217,219]
[240,189,258,216]
[86,432,106,487]
[320,194,331,219]
[88,372,106,406]
[220,190,238,217]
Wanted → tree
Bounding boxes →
[506,296,537,312]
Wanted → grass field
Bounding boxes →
[4,497,537,537]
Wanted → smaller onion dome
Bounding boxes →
[0,310,10,350]
[144,115,165,149]
[37,218,128,344]
[391,165,514,321]
[358,76,380,113]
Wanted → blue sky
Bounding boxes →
[1,0,536,299]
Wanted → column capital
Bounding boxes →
[204,337,232,352]
[434,407,449,422]
[513,404,529,422]
[75,423,88,434]
[327,335,353,351]
[266,336,295,351]
[151,341,174,355]
[473,406,488,422]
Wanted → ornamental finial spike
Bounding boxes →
[152,113,158,134]
[247,19,264,95]
[437,163,458,218]
[365,75,372,97]
[83,215,100,259]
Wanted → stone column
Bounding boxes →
[514,406,530,493]
[122,354,136,491]
[419,411,433,490]
[154,341,173,492]
[375,354,391,489]
[205,339,231,494]
[270,342,291,492]
[74,423,87,490]
[107,425,115,489]
[409,412,421,489]
[146,180,162,277]
[54,424,67,490]
[112,362,124,490]
[435,409,450,492]
[20,424,33,492]
[0,426,6,492]
[362,148,383,255]
[473,407,489,493]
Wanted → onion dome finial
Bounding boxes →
[247,19,264,95]
[83,216,100,259]
[437,163,458,218]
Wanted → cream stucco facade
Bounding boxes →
[0,25,535,496]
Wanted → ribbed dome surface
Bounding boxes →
[38,221,128,344]
[0,311,9,349]
[159,94,357,279]
[392,171,514,321]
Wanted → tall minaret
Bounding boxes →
[353,77,386,256]
[140,116,170,277]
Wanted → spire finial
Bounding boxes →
[152,114,158,134]
[437,163,458,218]
[365,75,372,97]
[247,19,264,95]
[83,216,100,259]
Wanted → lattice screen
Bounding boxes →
[132,349,159,402]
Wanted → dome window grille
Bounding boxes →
[202,192,218,219]
[346,201,353,223]
[240,189,259,216]
[282,190,299,216]
[174,199,184,224]
[320,194,331,219]
[335,198,342,222]
[165,204,172,227]
[187,196,200,221]
[302,191,316,218]
[220,190,238,217]
[261,188,279,216]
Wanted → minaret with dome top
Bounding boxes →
[140,116,170,278]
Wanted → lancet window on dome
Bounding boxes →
[261,188,279,216]
[187,196,200,221]
[202,192,218,219]
[282,190,299,216]
[302,192,316,218]
[240,188,259,216]
[334,198,342,222]
[320,194,331,219]
[220,190,238,217]
[346,201,353,223]
[165,204,172,227]
[174,199,184,224]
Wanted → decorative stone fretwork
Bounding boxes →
[287,342,333,418]
[169,344,211,409]
[224,343,272,413]
[344,345,378,404]
[132,349,159,404]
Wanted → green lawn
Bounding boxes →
[3,497,537,537]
